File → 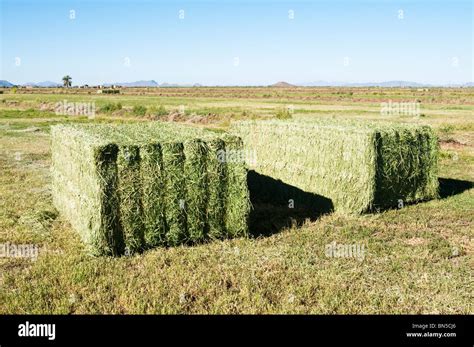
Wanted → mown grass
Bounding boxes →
[3,88,473,123]
[0,89,472,314]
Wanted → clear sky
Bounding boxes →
[1,0,472,86]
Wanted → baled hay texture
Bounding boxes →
[116,145,145,254]
[205,139,227,239]
[231,119,438,214]
[222,134,250,238]
[51,122,250,255]
[51,126,124,256]
[183,139,209,243]
[140,143,166,247]
[161,142,187,246]
[94,144,124,255]
[374,126,439,207]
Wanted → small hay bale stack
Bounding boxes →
[51,123,250,256]
[231,119,439,214]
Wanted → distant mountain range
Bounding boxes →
[297,80,474,88]
[24,81,62,87]
[0,79,472,88]
[104,80,203,87]
[0,79,203,88]
[0,80,14,87]
[104,80,159,87]
[0,80,61,87]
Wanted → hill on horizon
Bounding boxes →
[0,80,14,87]
[1,79,473,88]
[270,81,296,88]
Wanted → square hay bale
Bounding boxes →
[161,142,187,246]
[231,119,438,214]
[183,139,208,243]
[51,127,124,256]
[205,139,227,239]
[140,143,166,247]
[116,145,145,253]
[51,123,250,255]
[222,135,250,238]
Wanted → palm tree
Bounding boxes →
[62,75,72,88]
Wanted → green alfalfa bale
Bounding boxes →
[232,119,438,214]
[52,123,253,254]
[421,127,439,198]
[183,139,208,243]
[116,145,145,254]
[374,127,414,207]
[161,142,187,246]
[222,135,250,238]
[205,139,227,239]
[231,120,375,213]
[374,125,439,208]
[51,125,124,256]
[93,144,125,256]
[140,143,166,248]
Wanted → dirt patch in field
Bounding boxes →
[185,113,221,124]
[39,102,56,112]
[440,139,468,149]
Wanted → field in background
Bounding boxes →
[0,87,472,314]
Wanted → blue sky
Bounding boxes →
[1,0,472,85]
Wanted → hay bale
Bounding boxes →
[206,139,227,239]
[373,126,439,207]
[183,139,208,243]
[94,144,124,255]
[161,142,187,246]
[222,135,250,238]
[51,126,124,255]
[231,119,438,214]
[140,143,166,247]
[51,122,250,255]
[116,145,145,254]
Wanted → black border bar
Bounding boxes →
[0,315,472,346]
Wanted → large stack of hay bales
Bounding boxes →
[51,123,250,256]
[231,119,439,214]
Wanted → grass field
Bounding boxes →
[0,87,472,314]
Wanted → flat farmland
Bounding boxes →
[0,87,472,314]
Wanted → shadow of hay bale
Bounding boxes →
[371,177,473,213]
[247,170,333,237]
[438,178,473,199]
